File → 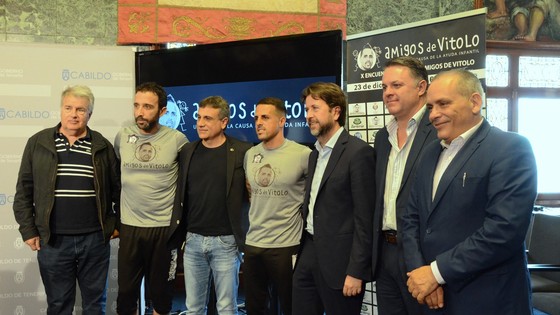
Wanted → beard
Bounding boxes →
[309,119,335,138]
[135,115,159,133]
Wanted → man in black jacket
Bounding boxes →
[13,85,120,315]
[170,96,252,314]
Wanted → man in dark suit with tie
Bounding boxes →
[292,82,375,315]
[401,69,537,314]
[373,57,437,315]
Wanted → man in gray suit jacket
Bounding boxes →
[373,57,437,315]
[292,82,375,315]
[402,69,537,314]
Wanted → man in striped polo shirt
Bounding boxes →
[13,85,121,315]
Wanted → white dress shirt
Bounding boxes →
[306,127,344,235]
[382,107,425,231]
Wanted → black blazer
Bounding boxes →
[168,135,253,250]
[371,109,437,278]
[300,129,375,289]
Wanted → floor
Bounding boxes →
[144,291,551,315]
[144,290,247,315]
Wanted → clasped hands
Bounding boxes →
[406,265,444,309]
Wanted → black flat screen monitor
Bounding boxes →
[135,30,343,144]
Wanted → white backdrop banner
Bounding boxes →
[0,42,135,314]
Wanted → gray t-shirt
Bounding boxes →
[243,139,310,248]
[115,125,188,227]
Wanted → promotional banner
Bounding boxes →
[346,9,486,146]
[346,10,486,314]
[0,42,134,314]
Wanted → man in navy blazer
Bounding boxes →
[292,82,375,315]
[169,96,252,314]
[401,69,537,314]
[373,57,437,315]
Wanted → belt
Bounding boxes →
[382,230,397,244]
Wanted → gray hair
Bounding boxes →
[61,85,95,113]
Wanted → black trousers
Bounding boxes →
[375,238,422,315]
[243,244,299,315]
[292,235,365,315]
[117,224,176,315]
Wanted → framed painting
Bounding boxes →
[476,0,560,41]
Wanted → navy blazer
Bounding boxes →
[168,135,252,250]
[371,108,437,278]
[401,120,537,314]
[299,129,375,289]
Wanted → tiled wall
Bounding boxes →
[349,0,475,34]
[0,0,117,45]
[0,0,475,45]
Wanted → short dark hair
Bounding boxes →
[136,82,167,111]
[256,97,286,117]
[301,82,347,127]
[385,56,429,83]
[199,96,230,120]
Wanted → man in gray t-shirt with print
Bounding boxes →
[243,97,311,315]
[114,82,188,315]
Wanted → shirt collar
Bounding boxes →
[386,105,426,134]
[314,126,344,152]
[55,123,91,141]
[440,118,483,149]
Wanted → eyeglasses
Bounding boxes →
[62,106,89,116]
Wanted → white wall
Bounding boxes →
[0,42,135,314]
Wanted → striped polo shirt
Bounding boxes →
[50,131,100,235]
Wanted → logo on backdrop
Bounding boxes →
[0,194,14,205]
[353,43,382,72]
[62,69,113,81]
[0,108,52,120]
[14,271,24,284]
[15,305,25,315]
[111,268,118,280]
[0,154,23,164]
[159,94,187,130]
[14,237,24,249]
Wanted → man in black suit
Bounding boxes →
[373,57,437,315]
[292,82,375,315]
[169,96,252,314]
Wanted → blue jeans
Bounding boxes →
[183,232,241,315]
[37,231,110,315]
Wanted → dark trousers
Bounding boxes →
[243,244,299,315]
[38,231,110,315]
[292,235,365,315]
[117,224,177,315]
[375,239,422,315]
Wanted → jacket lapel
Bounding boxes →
[181,140,199,196]
[302,149,319,219]
[318,129,348,192]
[376,129,390,194]
[400,110,435,194]
[430,121,491,212]
[225,136,235,198]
